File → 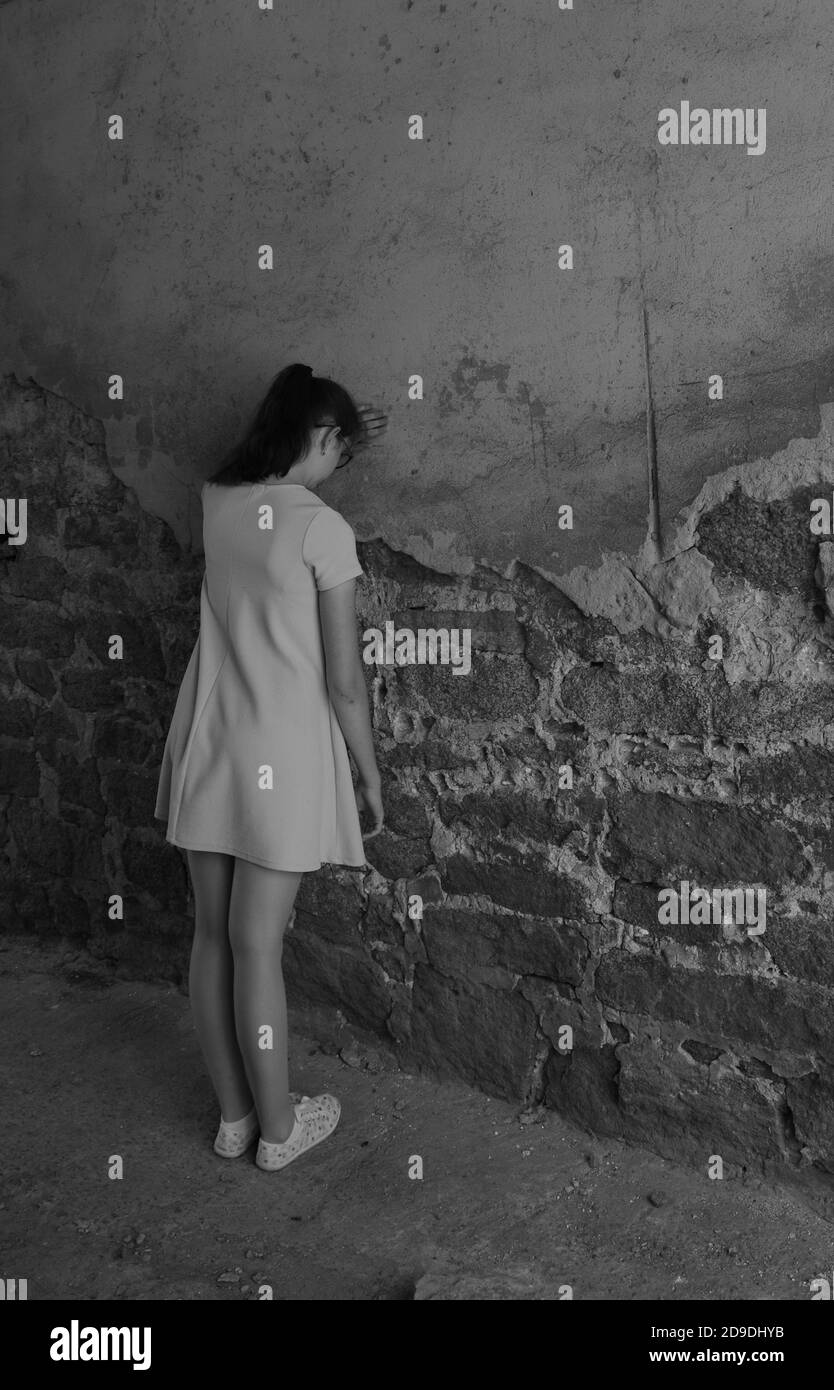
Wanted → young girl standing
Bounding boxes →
[154,363,386,1171]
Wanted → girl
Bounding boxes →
[154,362,386,1172]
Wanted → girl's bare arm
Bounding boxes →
[318,578,380,789]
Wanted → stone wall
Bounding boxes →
[2,373,833,1188]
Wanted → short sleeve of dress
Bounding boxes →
[302,507,365,591]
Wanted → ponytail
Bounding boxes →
[205,361,366,487]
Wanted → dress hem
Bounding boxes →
[154,819,367,873]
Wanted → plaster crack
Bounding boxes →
[640,290,662,561]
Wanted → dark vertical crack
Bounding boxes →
[640,291,662,557]
[776,1091,803,1168]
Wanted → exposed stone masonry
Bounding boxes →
[2,374,833,1187]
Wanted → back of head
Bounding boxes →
[206,363,367,487]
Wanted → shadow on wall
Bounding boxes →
[2,372,834,1200]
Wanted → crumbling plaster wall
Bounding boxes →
[2,1,834,571]
[1,373,833,1190]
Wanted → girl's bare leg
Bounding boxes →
[227,858,304,1143]
[186,848,253,1121]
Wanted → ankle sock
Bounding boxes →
[219,1105,257,1135]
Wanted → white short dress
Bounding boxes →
[154,480,367,871]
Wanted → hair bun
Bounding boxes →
[296,363,313,378]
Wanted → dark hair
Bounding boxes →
[205,363,368,487]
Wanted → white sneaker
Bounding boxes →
[214,1107,259,1159]
[255,1094,341,1171]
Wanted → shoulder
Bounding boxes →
[304,502,357,539]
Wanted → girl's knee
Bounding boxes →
[227,860,301,954]
[228,918,288,956]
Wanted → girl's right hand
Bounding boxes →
[356,779,384,839]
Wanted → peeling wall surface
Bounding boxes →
[2,2,834,1190]
[2,1,834,572]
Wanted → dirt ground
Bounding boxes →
[1,934,832,1302]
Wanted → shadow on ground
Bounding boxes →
[1,936,831,1301]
